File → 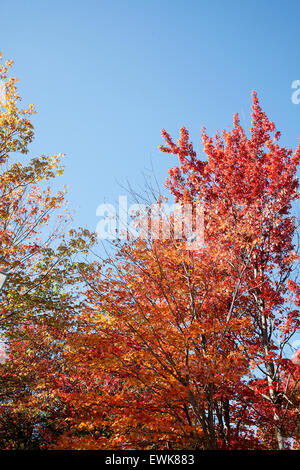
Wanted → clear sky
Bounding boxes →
[1,0,300,233]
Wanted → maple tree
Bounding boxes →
[54,93,299,450]
[157,93,300,449]
[0,55,94,449]
[0,53,66,328]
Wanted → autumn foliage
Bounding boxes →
[0,55,94,448]
[0,56,299,450]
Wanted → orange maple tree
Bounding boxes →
[54,93,299,450]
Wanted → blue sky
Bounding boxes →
[1,0,300,233]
